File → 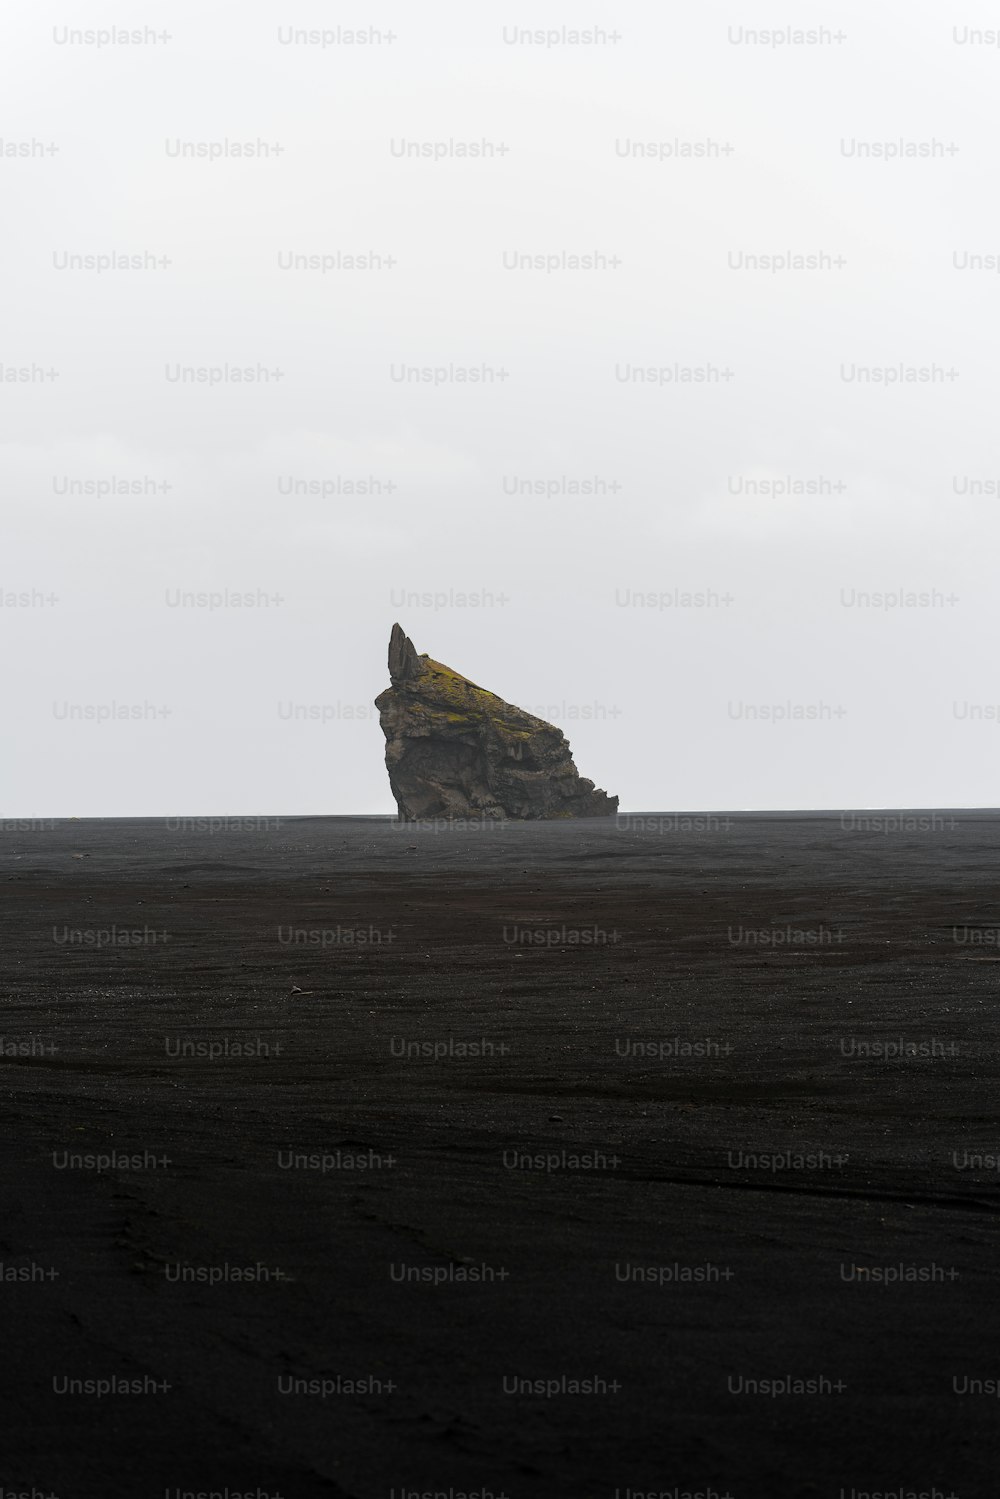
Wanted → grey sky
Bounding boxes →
[4,1,998,814]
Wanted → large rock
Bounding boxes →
[375,624,618,821]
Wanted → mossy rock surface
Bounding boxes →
[375,624,618,821]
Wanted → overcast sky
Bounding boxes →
[4,1,999,815]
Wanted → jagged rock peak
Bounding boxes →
[387,621,421,685]
[375,625,618,821]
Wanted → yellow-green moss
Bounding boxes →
[417,658,549,736]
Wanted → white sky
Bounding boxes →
[4,0,999,814]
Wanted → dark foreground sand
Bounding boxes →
[2,812,1000,1497]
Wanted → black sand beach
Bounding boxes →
[2,812,999,1496]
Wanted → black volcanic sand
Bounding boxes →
[2,812,1000,1497]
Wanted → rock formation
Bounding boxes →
[375,624,618,821]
